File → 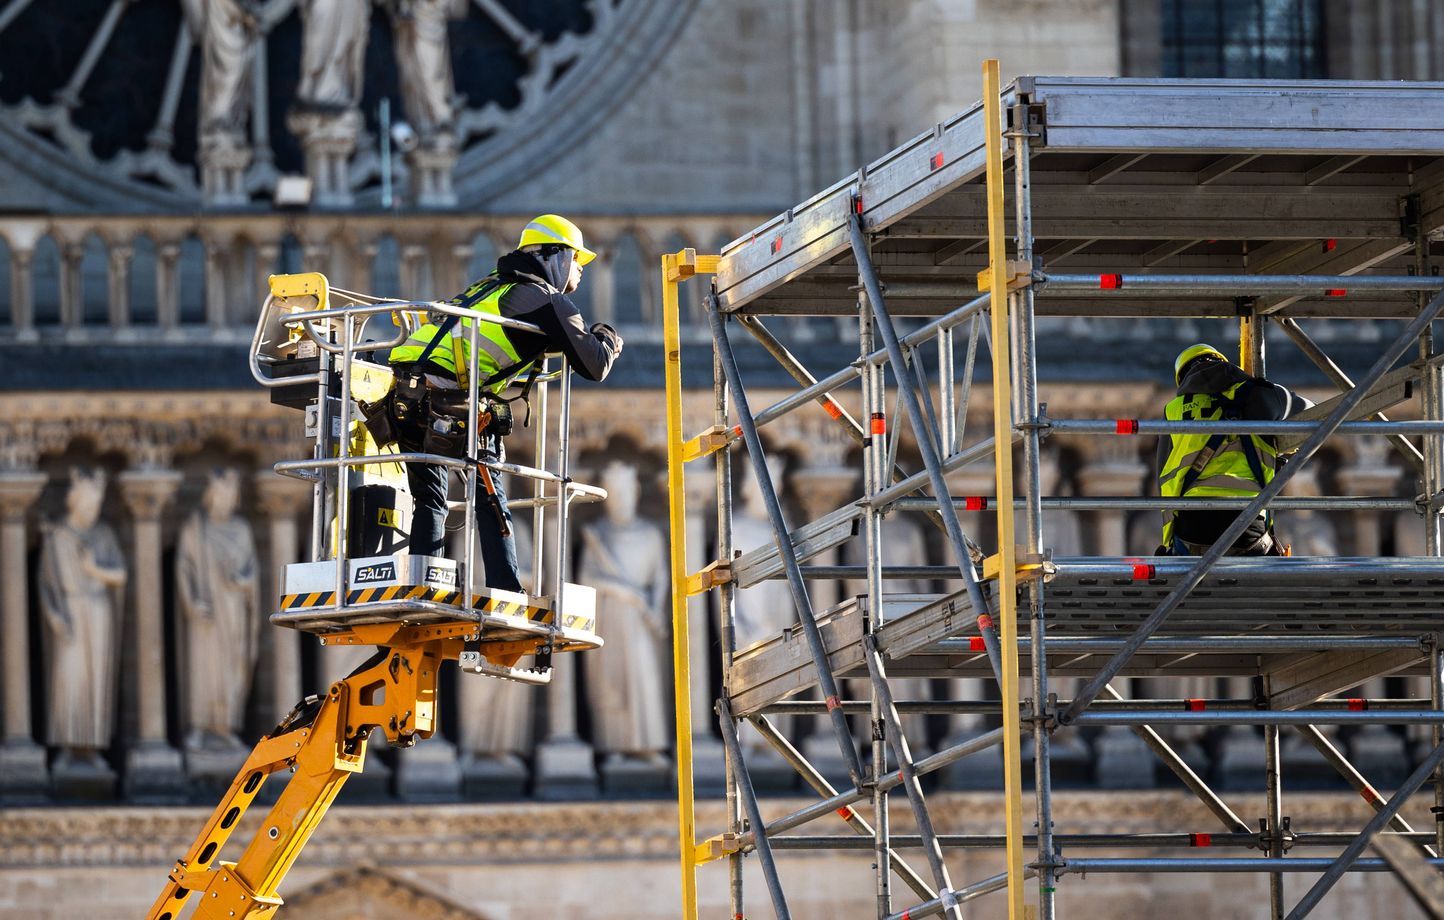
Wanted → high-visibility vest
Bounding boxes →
[389,279,526,395]
[1158,380,1278,547]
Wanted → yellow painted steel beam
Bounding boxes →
[983,57,1030,920]
[662,248,718,920]
[681,423,740,463]
[684,559,732,597]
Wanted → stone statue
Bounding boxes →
[176,469,260,749]
[579,461,671,765]
[37,469,126,766]
[732,454,795,649]
[386,0,463,136]
[295,0,371,111]
[181,0,258,136]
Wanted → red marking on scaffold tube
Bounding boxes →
[732,425,743,438]
[1185,699,1206,712]
[1116,418,1139,435]
[825,695,841,712]
[969,637,987,652]
[1190,833,1213,847]
[1361,785,1383,805]
[822,399,844,419]
[965,496,987,511]
[977,614,995,630]
[1132,563,1156,581]
[930,151,945,171]
[771,235,783,254]
[1326,288,1346,297]
[1348,698,1367,711]
[853,197,864,215]
[1100,273,1124,289]
[870,413,886,435]
[901,912,912,920]
[837,806,855,821]
[1324,238,1337,252]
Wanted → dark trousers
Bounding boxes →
[400,429,522,592]
[1173,510,1273,556]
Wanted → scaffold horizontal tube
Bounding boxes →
[1059,857,1444,874]
[766,832,1436,850]
[890,496,1418,512]
[1051,419,1444,436]
[1039,273,1444,293]
[1071,710,1444,725]
[761,696,1430,716]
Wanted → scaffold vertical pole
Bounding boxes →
[983,56,1030,919]
[715,333,746,919]
[662,250,699,920]
[858,269,892,917]
[1010,96,1057,920]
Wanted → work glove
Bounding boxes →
[591,322,624,357]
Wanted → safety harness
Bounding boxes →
[1162,379,1281,555]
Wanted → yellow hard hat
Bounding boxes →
[518,214,596,266]
[1174,343,1227,385]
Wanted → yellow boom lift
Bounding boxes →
[144,273,606,919]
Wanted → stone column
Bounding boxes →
[254,242,281,308]
[448,242,473,295]
[117,468,187,802]
[288,109,361,209]
[0,471,49,801]
[684,464,726,795]
[203,239,228,332]
[9,248,34,340]
[406,136,459,209]
[254,472,309,721]
[585,243,616,326]
[399,243,430,300]
[106,242,133,333]
[58,242,84,330]
[155,241,182,334]
[1077,449,1155,788]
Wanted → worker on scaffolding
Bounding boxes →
[388,214,624,591]
[1156,343,1311,556]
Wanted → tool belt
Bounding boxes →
[376,362,513,459]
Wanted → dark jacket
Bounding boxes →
[469,249,622,383]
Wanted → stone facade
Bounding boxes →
[0,792,1434,918]
[0,1,1437,917]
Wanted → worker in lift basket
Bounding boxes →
[388,215,624,592]
[1155,343,1311,557]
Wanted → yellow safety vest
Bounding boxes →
[389,279,526,395]
[1158,380,1278,547]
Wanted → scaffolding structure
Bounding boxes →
[664,65,1444,920]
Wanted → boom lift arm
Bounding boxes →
[144,621,542,920]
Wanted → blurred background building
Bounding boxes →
[0,1,1437,916]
